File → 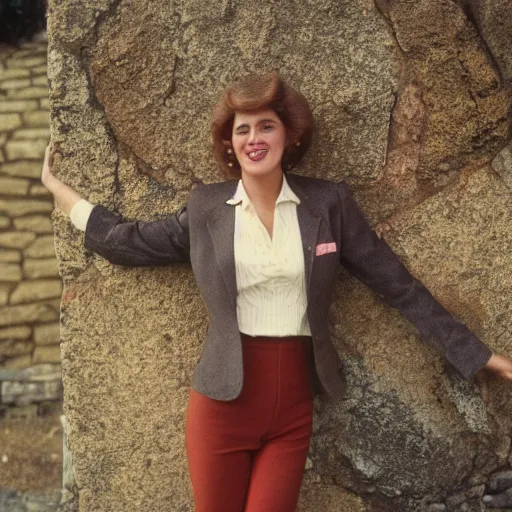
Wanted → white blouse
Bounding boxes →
[226,175,311,337]
[69,174,311,337]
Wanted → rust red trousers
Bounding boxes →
[185,334,314,512]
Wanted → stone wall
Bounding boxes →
[47,1,512,511]
[0,42,62,372]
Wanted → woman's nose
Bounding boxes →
[248,128,261,144]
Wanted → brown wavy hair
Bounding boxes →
[211,71,314,179]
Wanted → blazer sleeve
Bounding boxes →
[337,180,492,380]
[84,203,190,266]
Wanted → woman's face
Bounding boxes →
[231,109,287,179]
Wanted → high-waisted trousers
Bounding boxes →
[185,333,314,512]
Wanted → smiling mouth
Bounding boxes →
[247,149,268,161]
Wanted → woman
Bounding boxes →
[42,71,512,512]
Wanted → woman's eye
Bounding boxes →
[263,125,273,131]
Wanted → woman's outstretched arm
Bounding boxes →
[41,144,190,265]
[337,180,512,385]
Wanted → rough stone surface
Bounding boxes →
[46,1,512,511]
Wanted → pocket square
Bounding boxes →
[316,242,337,256]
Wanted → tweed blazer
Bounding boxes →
[84,173,493,401]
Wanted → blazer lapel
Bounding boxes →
[206,192,238,307]
[286,174,321,297]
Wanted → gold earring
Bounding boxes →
[227,148,233,155]
[227,162,233,167]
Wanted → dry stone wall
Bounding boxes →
[0,42,62,374]
[47,1,512,511]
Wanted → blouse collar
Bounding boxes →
[226,173,301,211]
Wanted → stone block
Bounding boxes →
[0,216,9,228]
[0,250,21,263]
[23,235,56,258]
[24,258,59,279]
[11,47,47,59]
[34,323,60,345]
[29,184,52,196]
[489,471,512,492]
[0,262,22,281]
[12,127,51,140]
[32,65,49,75]
[5,139,48,160]
[7,87,49,100]
[0,198,53,217]
[0,78,31,90]
[1,378,62,405]
[493,143,512,189]
[3,354,31,369]
[0,113,22,131]
[5,56,47,68]
[0,363,61,381]
[0,285,10,306]
[0,231,37,248]
[21,110,49,127]
[0,68,30,80]
[483,490,512,508]
[39,98,49,109]
[10,279,62,304]
[14,215,53,233]
[0,339,33,358]
[0,490,60,511]
[0,326,31,339]
[4,403,38,420]
[0,176,30,195]
[0,303,58,326]
[0,99,39,112]
[0,160,43,178]
[32,345,61,364]
[32,75,49,87]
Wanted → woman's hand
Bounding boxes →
[41,143,84,215]
[484,352,512,382]
[475,352,512,404]
[41,143,59,190]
